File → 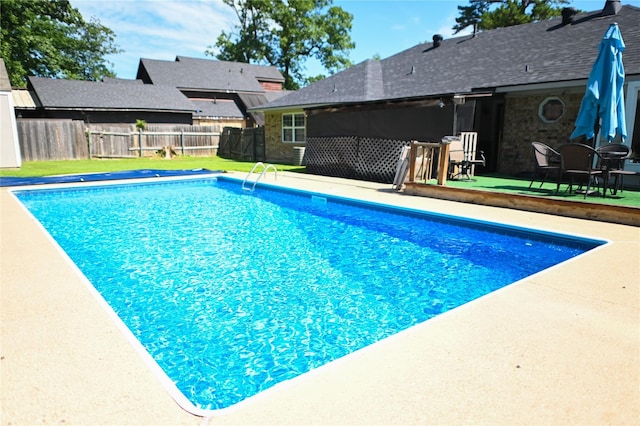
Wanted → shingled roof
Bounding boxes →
[28,77,195,112]
[259,4,640,111]
[192,98,244,119]
[137,56,284,93]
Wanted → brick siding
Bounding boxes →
[499,92,583,175]
[260,81,283,92]
[264,111,305,163]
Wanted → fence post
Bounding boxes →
[87,130,92,159]
[180,130,185,156]
[138,129,143,157]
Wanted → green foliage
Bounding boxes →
[305,74,328,85]
[208,0,272,64]
[208,0,355,89]
[135,119,147,130]
[0,0,121,87]
[454,0,568,34]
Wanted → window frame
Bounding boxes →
[538,96,565,123]
[282,112,306,144]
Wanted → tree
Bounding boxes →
[453,0,569,34]
[0,0,121,87]
[207,0,355,89]
[211,0,272,64]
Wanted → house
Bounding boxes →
[15,56,287,128]
[10,57,288,161]
[19,76,196,124]
[135,56,287,127]
[252,1,640,183]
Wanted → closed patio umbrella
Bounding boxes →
[570,23,626,144]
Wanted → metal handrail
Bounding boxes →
[242,162,278,192]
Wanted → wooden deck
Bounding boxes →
[404,182,640,227]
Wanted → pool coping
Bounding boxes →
[1,171,638,425]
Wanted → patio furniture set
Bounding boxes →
[395,133,634,201]
[529,141,635,198]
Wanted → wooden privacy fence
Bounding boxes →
[88,124,220,158]
[16,119,223,161]
[218,127,265,162]
[17,119,88,161]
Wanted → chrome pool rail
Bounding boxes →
[242,162,278,193]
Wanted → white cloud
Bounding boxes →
[72,0,236,77]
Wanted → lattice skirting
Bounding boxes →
[306,136,408,183]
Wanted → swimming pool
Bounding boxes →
[13,176,604,413]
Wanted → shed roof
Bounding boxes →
[11,89,38,109]
[28,77,196,112]
[137,56,284,93]
[258,5,640,111]
[0,59,11,92]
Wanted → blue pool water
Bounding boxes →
[14,177,603,411]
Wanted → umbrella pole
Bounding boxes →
[591,105,601,147]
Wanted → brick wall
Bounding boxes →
[263,91,586,174]
[264,111,305,163]
[498,92,583,175]
[260,81,283,91]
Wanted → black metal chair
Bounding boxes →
[557,143,603,198]
[596,143,634,195]
[529,142,560,189]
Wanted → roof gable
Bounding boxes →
[28,77,195,112]
[261,5,640,110]
[176,56,284,82]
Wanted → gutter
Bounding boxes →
[250,91,495,114]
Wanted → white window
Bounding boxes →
[538,97,565,123]
[282,113,306,143]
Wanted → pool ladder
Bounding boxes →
[242,162,278,193]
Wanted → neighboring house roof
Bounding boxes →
[137,56,284,93]
[28,77,196,112]
[238,91,291,125]
[265,90,291,102]
[190,91,290,124]
[175,56,284,83]
[102,77,144,85]
[258,5,640,111]
[192,98,244,119]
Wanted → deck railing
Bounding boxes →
[407,140,452,186]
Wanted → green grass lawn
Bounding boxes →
[0,157,304,177]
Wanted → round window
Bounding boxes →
[538,97,565,123]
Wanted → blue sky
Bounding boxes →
[72,0,637,81]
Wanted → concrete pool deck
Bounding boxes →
[1,171,638,425]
